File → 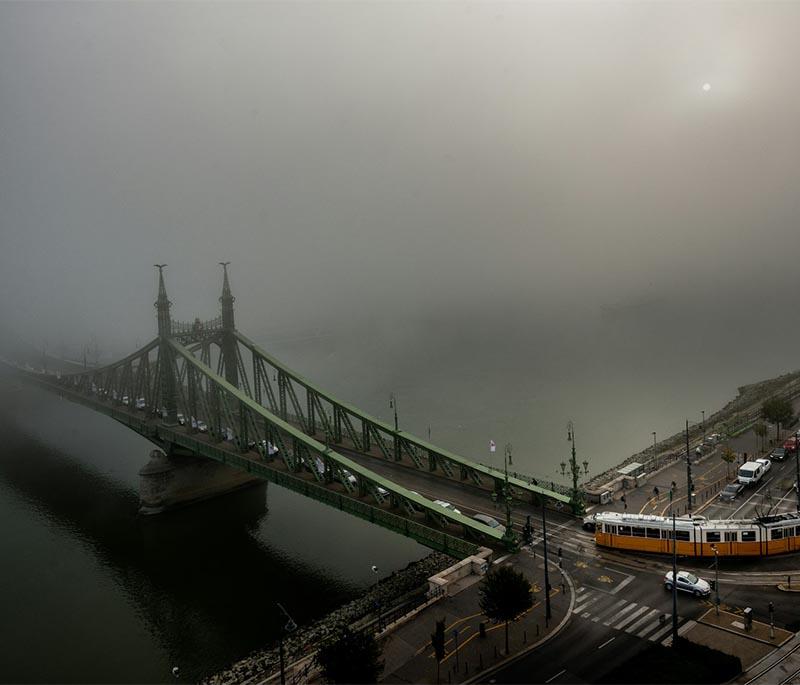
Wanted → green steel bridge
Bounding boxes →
[11,265,571,557]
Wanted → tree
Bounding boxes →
[430,618,445,684]
[316,627,384,684]
[478,565,533,655]
[720,446,737,479]
[761,397,793,444]
[753,422,768,454]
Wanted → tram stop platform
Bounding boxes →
[667,608,793,670]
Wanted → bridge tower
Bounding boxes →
[154,264,177,423]
[219,262,239,388]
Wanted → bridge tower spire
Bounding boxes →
[219,262,238,388]
[154,264,177,423]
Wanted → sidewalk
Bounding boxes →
[380,550,573,684]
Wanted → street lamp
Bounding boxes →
[685,420,694,512]
[670,489,678,644]
[389,393,398,431]
[567,421,584,513]
[702,410,706,446]
[372,565,382,631]
[711,545,720,616]
[652,431,657,468]
[276,602,297,685]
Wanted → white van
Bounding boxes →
[738,461,765,486]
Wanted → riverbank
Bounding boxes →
[202,551,455,685]
[585,369,800,498]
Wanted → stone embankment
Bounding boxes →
[202,551,454,685]
[586,370,800,499]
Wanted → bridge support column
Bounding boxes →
[139,447,263,514]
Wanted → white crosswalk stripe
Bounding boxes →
[603,602,637,626]
[614,605,649,630]
[592,598,628,623]
[570,589,688,643]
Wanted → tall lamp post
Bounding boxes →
[702,410,706,447]
[502,444,515,547]
[795,438,800,510]
[685,420,694,512]
[652,431,657,469]
[711,545,720,616]
[541,500,552,625]
[389,393,398,431]
[276,602,297,685]
[670,489,678,644]
[371,565,382,631]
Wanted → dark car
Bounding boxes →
[770,447,787,461]
[719,482,745,501]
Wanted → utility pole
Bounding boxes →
[685,420,693,512]
[541,501,552,625]
[276,602,297,685]
[502,444,516,548]
[652,431,657,468]
[671,489,678,644]
[795,438,800,510]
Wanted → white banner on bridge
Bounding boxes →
[489,439,496,453]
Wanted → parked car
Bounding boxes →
[755,457,771,475]
[719,482,745,501]
[135,397,146,410]
[177,413,186,426]
[473,513,506,535]
[664,570,711,597]
[433,500,462,516]
[770,447,788,461]
[197,420,208,433]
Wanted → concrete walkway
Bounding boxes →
[379,550,573,684]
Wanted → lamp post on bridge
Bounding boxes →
[372,565,382,631]
[389,393,398,432]
[503,443,515,547]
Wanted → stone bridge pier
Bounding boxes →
[139,447,263,514]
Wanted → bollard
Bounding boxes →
[524,629,527,643]
[789,575,792,588]
[479,654,483,671]
[536,624,540,636]
[494,645,498,658]
[465,663,469,676]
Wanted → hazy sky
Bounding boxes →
[1,1,798,358]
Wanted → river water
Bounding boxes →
[1,311,798,682]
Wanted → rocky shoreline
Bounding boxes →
[202,551,454,685]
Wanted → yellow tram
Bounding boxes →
[591,511,800,557]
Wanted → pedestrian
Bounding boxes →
[653,486,660,498]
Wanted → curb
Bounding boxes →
[463,559,576,684]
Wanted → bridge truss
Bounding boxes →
[13,266,571,555]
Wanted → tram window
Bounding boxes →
[724,532,737,542]
[771,529,783,540]
[646,528,661,539]
[706,532,721,543]
[675,531,690,541]
[632,527,646,537]
[603,524,617,534]
[741,531,756,542]
[618,526,631,536]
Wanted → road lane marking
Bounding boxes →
[626,608,660,634]
[593,598,628,623]
[597,637,616,650]
[610,572,635,595]
[614,605,649,630]
[545,669,567,683]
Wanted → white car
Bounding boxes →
[135,397,146,410]
[177,413,186,426]
[755,457,771,475]
[433,500,462,516]
[473,513,506,535]
[664,570,711,597]
[197,421,208,433]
